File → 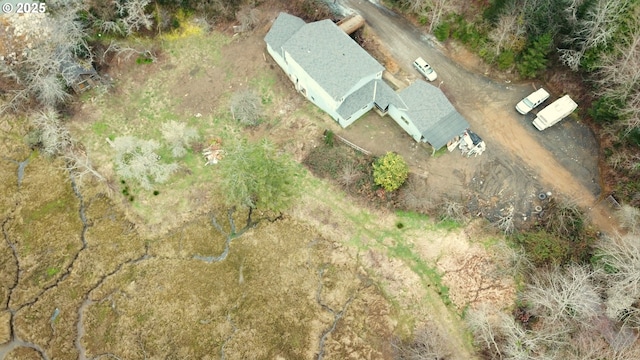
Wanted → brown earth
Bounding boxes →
[0,5,519,359]
[336,0,618,234]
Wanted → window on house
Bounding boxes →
[401,116,409,125]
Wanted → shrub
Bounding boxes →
[324,130,334,147]
[511,230,570,266]
[589,96,623,124]
[113,136,178,190]
[434,21,451,41]
[372,152,409,192]
[30,109,72,156]
[516,33,553,79]
[219,139,300,212]
[230,89,263,126]
[497,49,515,70]
[160,120,199,158]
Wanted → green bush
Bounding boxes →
[324,130,334,147]
[516,33,553,79]
[451,17,486,50]
[497,50,515,70]
[372,152,409,192]
[482,0,509,23]
[589,96,623,124]
[434,21,451,41]
[511,231,571,266]
[514,198,596,266]
[625,128,640,147]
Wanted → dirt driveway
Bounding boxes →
[332,0,616,232]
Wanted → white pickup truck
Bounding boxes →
[516,88,549,115]
[532,95,578,130]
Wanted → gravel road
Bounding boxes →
[336,0,614,232]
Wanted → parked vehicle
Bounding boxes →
[516,88,550,114]
[413,57,437,81]
[532,95,578,130]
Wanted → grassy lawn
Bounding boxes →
[62,18,484,358]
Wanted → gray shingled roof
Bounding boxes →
[337,79,375,119]
[399,81,469,149]
[282,19,384,101]
[264,13,306,52]
[374,80,405,111]
[59,53,97,85]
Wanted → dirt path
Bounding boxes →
[339,0,617,233]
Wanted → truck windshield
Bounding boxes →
[523,98,534,108]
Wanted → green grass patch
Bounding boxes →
[328,206,456,308]
[46,267,61,278]
[91,121,110,136]
[434,218,462,231]
[387,239,452,306]
[432,146,448,157]
[25,198,70,224]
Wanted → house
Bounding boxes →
[59,51,99,93]
[391,81,470,150]
[265,12,470,150]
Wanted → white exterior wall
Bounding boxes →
[340,103,373,128]
[342,71,382,100]
[388,106,422,142]
[285,51,339,113]
[267,47,382,128]
[266,44,288,73]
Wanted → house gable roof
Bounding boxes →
[337,79,375,119]
[264,13,306,52]
[374,80,406,111]
[279,18,384,101]
[399,81,469,149]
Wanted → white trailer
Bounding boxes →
[532,95,577,130]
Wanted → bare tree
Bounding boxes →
[540,198,585,239]
[499,309,571,359]
[160,120,199,158]
[596,232,640,329]
[426,0,456,33]
[466,305,503,359]
[521,265,601,326]
[30,109,72,157]
[495,205,515,234]
[563,0,587,24]
[392,322,453,360]
[230,89,263,126]
[63,145,105,183]
[337,161,361,189]
[115,0,154,35]
[0,2,92,112]
[112,136,178,190]
[100,40,157,64]
[559,0,631,70]
[236,6,260,32]
[492,241,533,277]
[617,204,640,232]
[405,0,429,14]
[595,25,640,131]
[488,3,527,55]
[439,197,468,222]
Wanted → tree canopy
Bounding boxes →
[373,152,409,192]
[219,139,301,212]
